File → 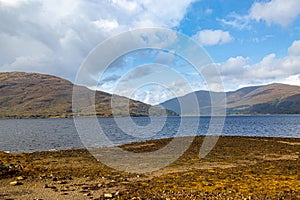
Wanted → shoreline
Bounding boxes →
[1,113,300,121]
[2,135,300,154]
[1,136,299,199]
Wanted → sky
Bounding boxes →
[1,0,300,104]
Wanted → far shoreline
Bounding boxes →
[1,113,300,120]
[2,135,300,154]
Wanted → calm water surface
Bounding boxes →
[0,115,300,153]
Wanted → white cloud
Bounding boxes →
[222,0,300,29]
[0,0,195,81]
[132,0,196,28]
[93,19,119,31]
[219,56,249,76]
[218,40,300,89]
[121,66,154,82]
[154,51,176,65]
[193,29,233,46]
[111,0,140,12]
[219,14,251,30]
[278,74,300,86]
[132,78,195,105]
[132,85,173,105]
[249,0,300,26]
[288,40,300,56]
[0,0,28,7]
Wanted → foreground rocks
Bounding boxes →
[9,181,23,186]
[0,136,299,199]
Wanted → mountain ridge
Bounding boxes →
[160,83,300,115]
[0,72,177,119]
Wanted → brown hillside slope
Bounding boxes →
[0,72,176,118]
[227,83,300,114]
[160,83,300,115]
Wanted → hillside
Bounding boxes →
[159,83,300,115]
[0,72,177,118]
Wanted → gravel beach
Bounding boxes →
[1,136,299,199]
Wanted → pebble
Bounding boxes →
[104,193,113,198]
[84,193,92,197]
[17,176,25,180]
[44,184,57,189]
[9,181,23,186]
[39,174,47,179]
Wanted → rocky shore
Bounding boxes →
[1,136,299,199]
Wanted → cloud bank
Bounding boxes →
[221,0,300,29]
[0,0,195,80]
[249,0,300,26]
[218,40,300,88]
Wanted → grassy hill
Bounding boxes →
[159,83,300,115]
[226,83,300,114]
[0,72,177,118]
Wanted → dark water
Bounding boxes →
[0,115,300,153]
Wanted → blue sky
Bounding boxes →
[1,0,300,104]
[178,0,300,63]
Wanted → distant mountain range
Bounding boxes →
[159,83,300,115]
[2,72,300,118]
[0,72,177,118]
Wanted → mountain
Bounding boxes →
[0,72,177,118]
[159,83,300,115]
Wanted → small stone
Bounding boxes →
[104,193,113,198]
[44,184,56,189]
[10,181,23,186]
[65,176,73,180]
[17,176,24,180]
[39,174,47,179]
[84,193,91,196]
